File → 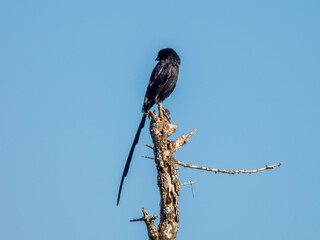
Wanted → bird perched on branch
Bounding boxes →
[117,48,181,205]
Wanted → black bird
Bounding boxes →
[117,48,180,205]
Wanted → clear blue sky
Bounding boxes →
[1,0,319,239]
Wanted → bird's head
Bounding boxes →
[156,48,181,65]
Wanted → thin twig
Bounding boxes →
[130,208,159,240]
[131,214,158,222]
[180,181,196,187]
[171,129,197,152]
[180,179,195,197]
[145,144,154,149]
[142,156,155,160]
[191,178,194,197]
[176,160,281,174]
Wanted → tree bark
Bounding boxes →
[150,110,178,240]
[135,108,195,240]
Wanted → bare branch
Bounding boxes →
[180,179,195,197]
[130,210,158,222]
[176,160,281,174]
[142,156,155,160]
[180,181,196,187]
[130,208,159,240]
[145,144,154,149]
[171,129,197,152]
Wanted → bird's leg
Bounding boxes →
[158,103,163,119]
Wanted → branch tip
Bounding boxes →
[145,144,154,149]
[176,160,281,175]
[180,181,196,187]
[171,129,197,152]
[142,156,155,160]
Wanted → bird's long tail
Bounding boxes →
[117,114,147,205]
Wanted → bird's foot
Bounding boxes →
[147,110,157,121]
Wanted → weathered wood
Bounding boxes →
[149,110,179,240]
[137,108,195,240]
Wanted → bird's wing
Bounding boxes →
[143,61,172,109]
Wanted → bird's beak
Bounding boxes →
[155,57,159,61]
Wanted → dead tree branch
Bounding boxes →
[146,109,183,240]
[176,160,281,174]
[171,130,197,152]
[179,181,196,187]
[130,208,159,240]
[132,107,280,240]
[142,156,155,160]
